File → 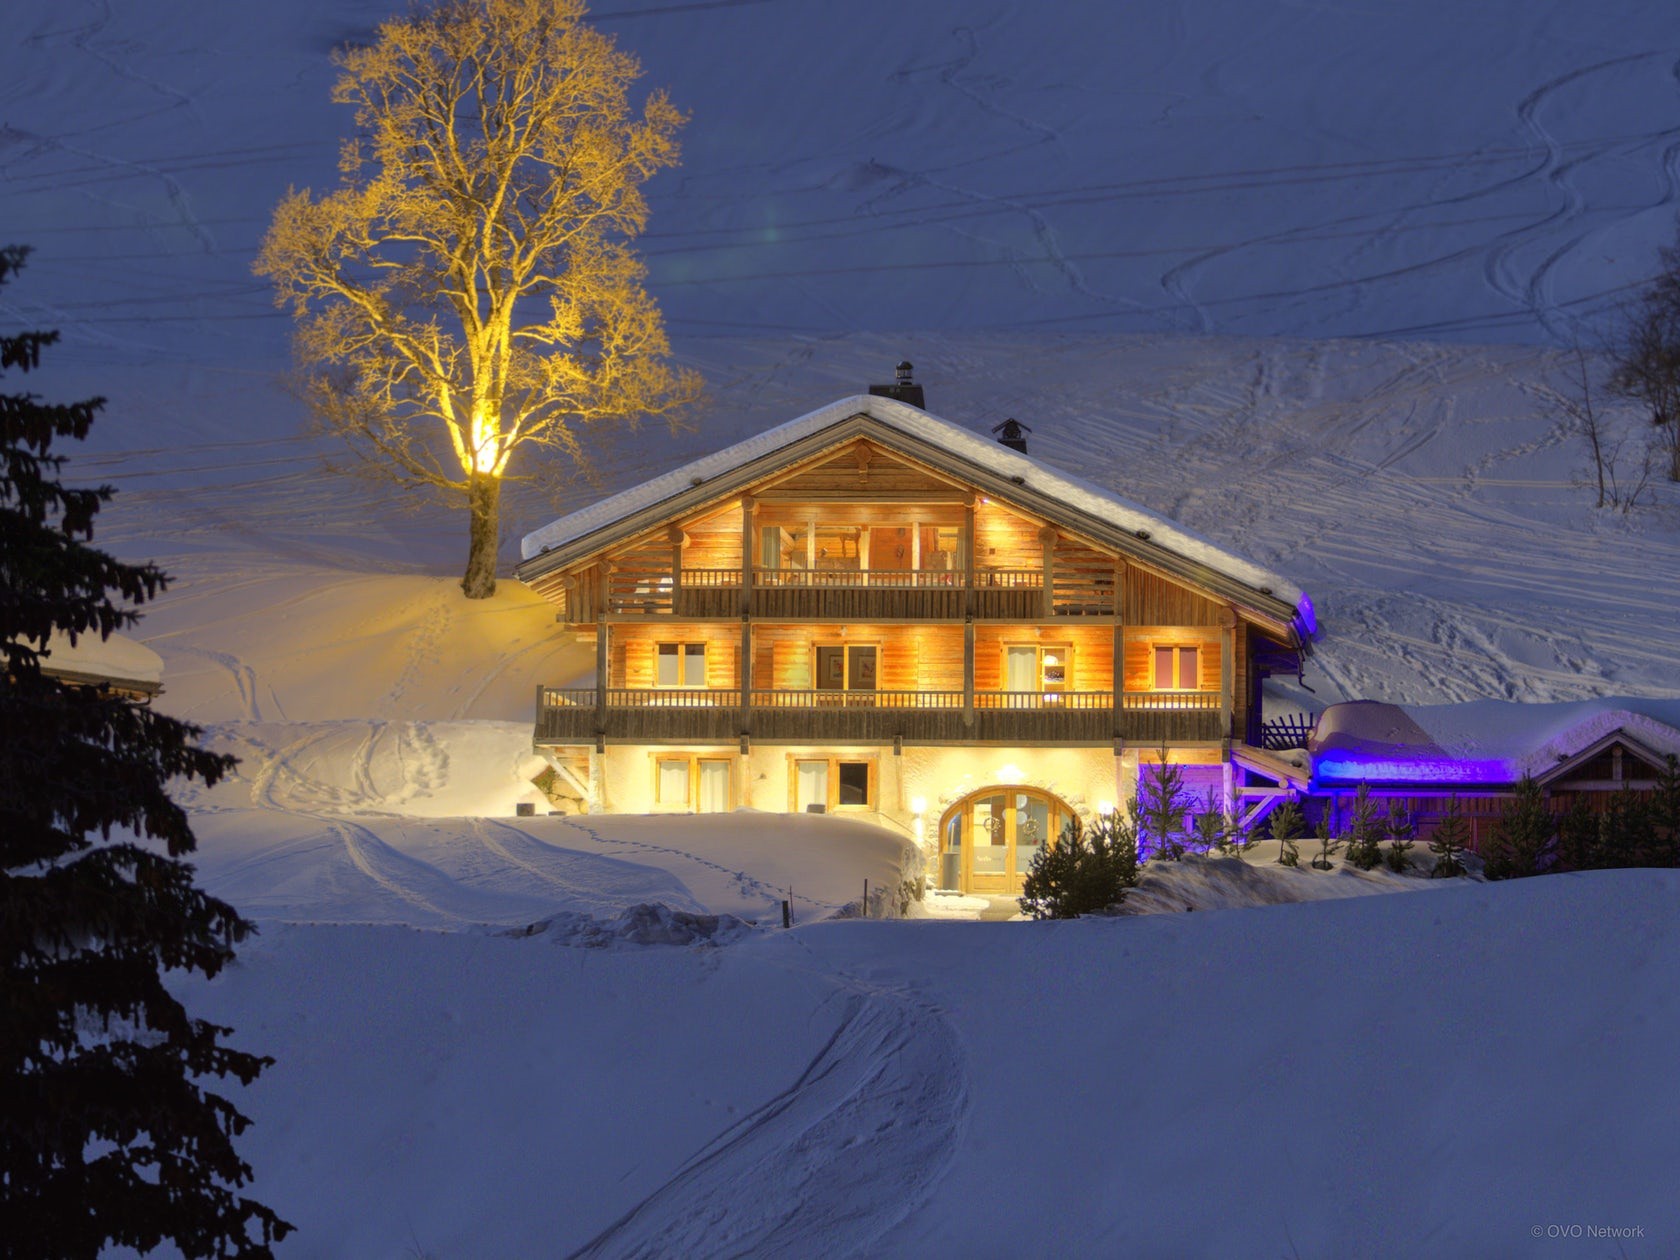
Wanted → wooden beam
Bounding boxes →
[740,495,755,616]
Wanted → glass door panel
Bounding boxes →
[1014,793,1051,875]
[970,794,1009,885]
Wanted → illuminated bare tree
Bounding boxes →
[256,0,700,597]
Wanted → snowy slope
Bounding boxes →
[6,0,1680,356]
[174,872,1680,1258]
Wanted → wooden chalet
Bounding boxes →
[516,389,1314,894]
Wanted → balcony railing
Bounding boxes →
[536,687,1224,745]
[646,568,1046,619]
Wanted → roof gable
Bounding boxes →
[516,394,1310,638]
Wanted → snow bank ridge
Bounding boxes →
[507,903,755,949]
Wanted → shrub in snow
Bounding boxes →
[1483,774,1556,879]
[1310,816,1342,871]
[1136,750,1193,862]
[1194,788,1240,858]
[1383,803,1416,873]
[1269,797,1304,867]
[1344,784,1384,871]
[1018,812,1139,920]
[0,248,291,1256]
[1427,796,1470,878]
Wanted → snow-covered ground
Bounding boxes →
[8,1,1680,1254]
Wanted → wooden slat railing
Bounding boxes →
[535,687,1224,744]
[1121,690,1221,710]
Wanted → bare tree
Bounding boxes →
[1550,340,1653,512]
[1607,222,1680,484]
[256,0,700,597]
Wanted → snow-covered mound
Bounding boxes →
[1115,844,1477,915]
[186,807,918,929]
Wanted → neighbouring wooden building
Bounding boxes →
[1309,699,1680,847]
[516,388,1315,894]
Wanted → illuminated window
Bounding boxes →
[792,757,876,811]
[654,755,734,811]
[1152,645,1200,690]
[1006,644,1070,695]
[656,642,707,687]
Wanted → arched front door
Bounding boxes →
[937,787,1073,894]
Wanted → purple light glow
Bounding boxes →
[1295,593,1318,638]
[1314,754,1511,785]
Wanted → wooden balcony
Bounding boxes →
[535,687,1224,746]
[651,568,1047,620]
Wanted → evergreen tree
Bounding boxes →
[1343,783,1384,871]
[1019,810,1140,920]
[1554,795,1599,872]
[1382,802,1416,873]
[1309,814,1342,870]
[1654,754,1680,866]
[1193,788,1235,856]
[1483,774,1555,879]
[1427,796,1470,878]
[1595,786,1655,869]
[1269,796,1304,868]
[0,248,291,1257]
[1135,747,1192,862]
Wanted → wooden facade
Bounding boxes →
[519,424,1304,755]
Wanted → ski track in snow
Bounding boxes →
[570,975,968,1260]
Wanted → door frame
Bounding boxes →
[937,785,1073,894]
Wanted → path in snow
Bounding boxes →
[572,973,968,1260]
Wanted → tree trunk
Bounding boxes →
[461,472,501,599]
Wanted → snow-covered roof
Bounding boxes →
[39,630,164,690]
[519,394,1307,620]
[1311,698,1680,786]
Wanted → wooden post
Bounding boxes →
[1040,526,1056,618]
[740,495,755,614]
[963,500,976,619]
[1113,559,1126,740]
[1221,608,1237,742]
[963,617,975,727]
[534,683,545,742]
[740,613,753,740]
[594,620,608,736]
[669,525,685,608]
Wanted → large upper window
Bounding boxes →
[656,642,707,687]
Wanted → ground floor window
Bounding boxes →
[653,754,733,811]
[791,756,877,812]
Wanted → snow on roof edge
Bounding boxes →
[518,394,1304,608]
[1312,697,1680,785]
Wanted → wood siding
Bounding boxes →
[610,624,741,689]
[757,441,963,501]
[973,625,1115,691]
[1124,565,1227,626]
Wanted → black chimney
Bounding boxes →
[868,359,925,409]
[991,417,1031,455]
